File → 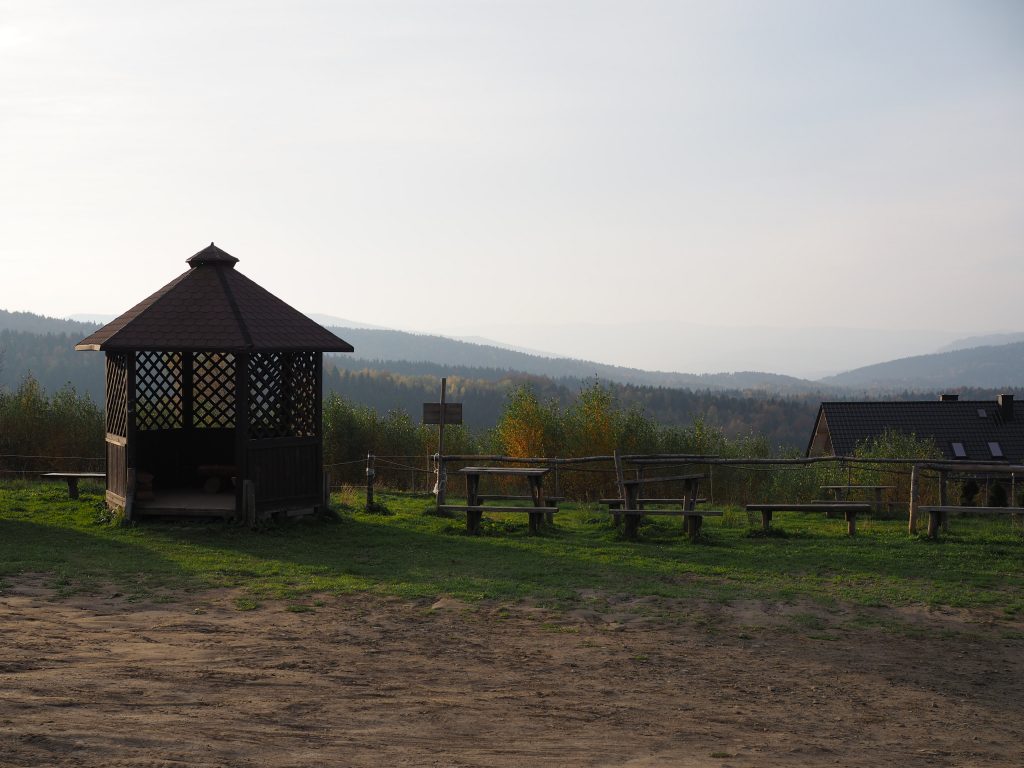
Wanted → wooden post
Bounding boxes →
[125,353,137,519]
[124,468,136,524]
[612,449,626,529]
[366,453,376,510]
[939,469,949,533]
[436,378,448,507]
[244,479,256,527]
[908,464,920,534]
[466,472,481,535]
[845,510,857,536]
[234,352,250,523]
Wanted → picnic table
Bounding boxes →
[39,472,105,499]
[612,453,721,541]
[439,466,557,535]
[820,485,895,514]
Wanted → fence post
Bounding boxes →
[366,453,376,510]
[908,463,920,534]
[436,454,447,507]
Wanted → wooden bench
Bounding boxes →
[612,505,723,541]
[919,505,1024,539]
[39,472,105,499]
[437,504,559,535]
[601,497,707,508]
[745,503,872,536]
[477,494,565,504]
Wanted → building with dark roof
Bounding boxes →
[806,394,1024,463]
[77,243,353,522]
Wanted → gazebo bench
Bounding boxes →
[745,503,872,536]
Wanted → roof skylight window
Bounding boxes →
[988,442,1004,458]
[951,442,967,458]
[978,408,988,418]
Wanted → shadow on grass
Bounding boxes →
[132,507,1024,609]
[0,518,199,596]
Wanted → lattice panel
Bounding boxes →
[135,351,183,431]
[248,352,318,439]
[287,352,318,438]
[249,352,285,438]
[105,353,128,437]
[193,352,236,428]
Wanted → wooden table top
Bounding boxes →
[459,466,549,477]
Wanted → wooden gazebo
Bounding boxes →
[76,243,353,522]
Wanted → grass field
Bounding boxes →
[2,481,1021,618]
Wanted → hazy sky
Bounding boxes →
[2,1,1022,374]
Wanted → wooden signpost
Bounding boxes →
[423,377,463,505]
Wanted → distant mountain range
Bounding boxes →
[936,332,1024,353]
[3,308,1023,396]
[328,326,824,393]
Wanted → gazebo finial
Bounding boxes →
[187,242,240,268]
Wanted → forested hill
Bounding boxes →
[0,313,823,448]
[326,326,821,393]
[322,367,822,448]
[3,309,1019,451]
[0,309,98,337]
[822,342,1024,389]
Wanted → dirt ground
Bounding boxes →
[1,577,1022,768]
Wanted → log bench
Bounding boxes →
[39,472,105,499]
[745,502,872,536]
[918,505,1024,539]
[437,504,559,535]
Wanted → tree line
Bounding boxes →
[2,371,957,509]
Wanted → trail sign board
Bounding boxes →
[423,402,463,425]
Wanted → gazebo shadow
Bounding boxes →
[0,518,198,593]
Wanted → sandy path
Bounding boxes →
[0,578,1021,767]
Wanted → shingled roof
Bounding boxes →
[75,244,354,353]
[807,397,1024,463]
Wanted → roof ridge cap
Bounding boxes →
[214,264,253,349]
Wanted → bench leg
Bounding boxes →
[529,512,541,535]
[66,477,79,500]
[927,510,940,539]
[467,510,483,535]
[688,516,703,542]
[845,511,856,536]
[761,510,772,531]
[623,515,639,540]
